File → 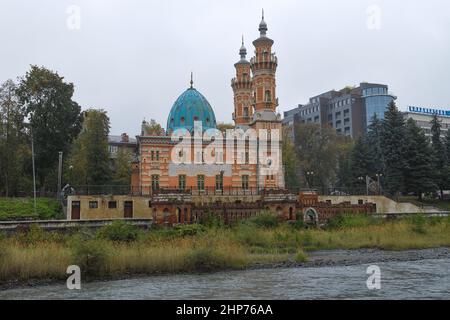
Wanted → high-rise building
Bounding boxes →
[403,106,450,138]
[283,82,396,139]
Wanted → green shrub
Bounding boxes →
[174,224,206,237]
[247,212,278,229]
[327,213,376,229]
[72,240,110,277]
[294,250,308,263]
[185,247,245,272]
[0,198,62,221]
[409,214,427,234]
[198,212,223,228]
[289,219,305,230]
[97,221,140,242]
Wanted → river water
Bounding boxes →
[1,258,449,300]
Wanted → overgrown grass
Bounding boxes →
[0,198,63,221]
[0,216,449,284]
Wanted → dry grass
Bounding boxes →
[0,216,449,284]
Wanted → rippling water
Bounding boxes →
[1,259,449,300]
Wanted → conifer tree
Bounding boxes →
[404,118,436,199]
[380,101,407,196]
[430,114,448,198]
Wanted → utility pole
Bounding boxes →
[30,127,37,216]
[57,151,63,200]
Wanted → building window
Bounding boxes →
[244,107,249,117]
[151,151,155,161]
[344,109,350,117]
[265,90,272,102]
[335,111,341,118]
[242,175,249,190]
[108,201,117,209]
[328,114,333,121]
[344,118,350,126]
[245,152,249,164]
[156,150,160,161]
[215,174,223,191]
[151,175,160,191]
[336,120,342,127]
[179,175,186,190]
[197,175,205,191]
[89,201,98,209]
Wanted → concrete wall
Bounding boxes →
[67,195,153,220]
[318,196,424,214]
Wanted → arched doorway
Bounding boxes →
[184,208,188,224]
[304,208,318,226]
[176,207,182,224]
[276,207,283,217]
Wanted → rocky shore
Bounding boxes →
[1,247,448,292]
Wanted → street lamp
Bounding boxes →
[306,171,315,189]
[375,173,383,195]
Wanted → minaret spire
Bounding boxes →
[259,8,268,36]
[190,72,193,88]
[239,35,247,59]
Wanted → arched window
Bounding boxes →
[265,90,272,102]
[243,107,249,117]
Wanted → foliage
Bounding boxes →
[67,109,111,186]
[198,211,223,228]
[403,119,437,198]
[293,123,351,191]
[142,119,164,136]
[112,148,133,185]
[97,220,140,242]
[327,213,379,230]
[380,101,408,195]
[282,126,299,189]
[246,212,279,229]
[0,79,30,197]
[0,197,62,221]
[294,250,308,263]
[430,114,449,196]
[72,240,111,277]
[16,66,82,191]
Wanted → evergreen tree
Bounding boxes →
[365,114,385,175]
[430,114,448,198]
[380,101,407,196]
[404,118,436,199]
[350,136,371,181]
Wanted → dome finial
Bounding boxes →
[259,8,268,36]
[190,72,194,89]
[239,35,247,59]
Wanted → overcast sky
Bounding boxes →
[1,0,449,136]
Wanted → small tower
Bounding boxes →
[231,36,253,128]
[250,9,278,114]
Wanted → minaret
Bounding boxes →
[250,9,278,114]
[231,36,253,128]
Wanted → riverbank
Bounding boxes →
[1,213,449,290]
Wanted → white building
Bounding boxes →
[403,106,450,138]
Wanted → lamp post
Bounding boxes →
[357,176,366,195]
[306,171,315,189]
[375,173,383,195]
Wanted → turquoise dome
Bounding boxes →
[167,87,217,133]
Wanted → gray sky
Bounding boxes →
[1,0,449,136]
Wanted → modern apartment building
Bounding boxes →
[283,83,396,139]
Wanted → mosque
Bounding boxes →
[131,12,284,194]
[67,13,377,223]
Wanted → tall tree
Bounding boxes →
[0,79,29,196]
[350,136,371,188]
[365,114,385,175]
[112,148,133,185]
[294,123,350,192]
[282,126,299,189]
[67,109,111,186]
[430,114,448,198]
[142,119,164,136]
[380,101,407,196]
[403,118,437,199]
[16,66,82,192]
